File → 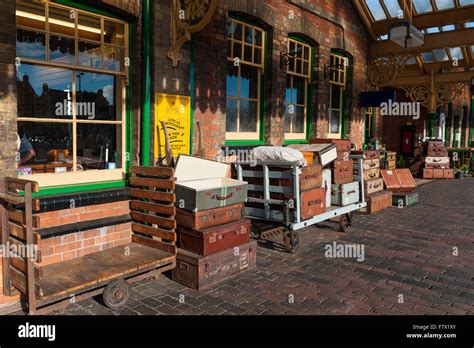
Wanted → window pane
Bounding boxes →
[294,106,305,134]
[49,35,76,64]
[434,0,455,10]
[382,0,402,17]
[331,85,341,109]
[232,42,242,59]
[284,108,292,133]
[240,65,259,99]
[79,13,101,42]
[254,47,262,65]
[77,124,122,170]
[17,29,46,60]
[286,75,293,104]
[104,20,125,46]
[78,41,102,68]
[226,98,238,132]
[226,62,239,97]
[17,122,73,173]
[234,23,243,41]
[17,64,73,119]
[449,47,463,60]
[103,45,124,71]
[295,77,305,105]
[330,110,341,134]
[433,49,449,61]
[48,5,75,37]
[413,0,433,13]
[244,26,255,44]
[16,0,46,31]
[76,72,118,121]
[255,30,262,47]
[227,19,236,38]
[244,44,252,62]
[240,100,258,132]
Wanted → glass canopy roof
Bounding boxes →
[365,0,474,66]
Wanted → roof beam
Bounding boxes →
[369,28,474,56]
[371,5,474,36]
[351,0,377,40]
[389,70,474,86]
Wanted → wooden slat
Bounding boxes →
[8,208,40,228]
[5,178,39,193]
[130,200,175,216]
[130,166,174,177]
[130,188,175,203]
[0,194,41,211]
[8,222,40,244]
[130,211,176,229]
[132,223,177,242]
[132,234,176,255]
[9,267,42,297]
[10,257,43,279]
[32,199,41,212]
[130,177,175,190]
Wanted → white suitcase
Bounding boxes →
[423,157,450,165]
[322,169,332,208]
[331,181,360,207]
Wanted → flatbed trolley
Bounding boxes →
[236,154,367,252]
[0,166,177,314]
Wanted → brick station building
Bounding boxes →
[0,0,472,312]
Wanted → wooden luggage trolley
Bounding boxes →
[0,167,177,314]
[235,154,367,253]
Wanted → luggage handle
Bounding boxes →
[303,174,320,180]
[178,262,188,271]
[308,199,322,206]
[369,161,377,167]
[372,183,381,189]
[347,190,357,195]
[368,173,377,179]
[211,192,235,201]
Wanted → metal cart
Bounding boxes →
[235,154,367,252]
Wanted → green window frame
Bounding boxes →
[328,51,349,140]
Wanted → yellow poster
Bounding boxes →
[154,93,191,159]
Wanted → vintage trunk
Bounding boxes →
[279,165,322,192]
[380,169,401,192]
[443,169,455,179]
[172,241,257,290]
[352,150,381,160]
[362,158,380,171]
[322,169,332,208]
[360,190,393,214]
[427,149,449,157]
[387,159,396,170]
[386,152,397,161]
[333,160,353,185]
[175,155,248,212]
[392,192,419,207]
[423,168,434,179]
[287,144,337,167]
[424,163,450,169]
[178,219,250,256]
[395,169,417,192]
[364,177,384,196]
[176,204,243,230]
[359,168,380,181]
[423,157,450,167]
[331,181,360,206]
[300,188,326,220]
[433,169,444,179]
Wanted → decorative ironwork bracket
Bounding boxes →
[167,0,219,67]
[367,55,413,90]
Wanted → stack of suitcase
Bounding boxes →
[172,155,256,290]
[421,140,454,179]
[310,139,361,208]
[353,150,393,214]
[380,168,419,207]
[386,151,397,170]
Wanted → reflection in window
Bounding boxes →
[226,18,264,140]
[328,54,347,138]
[16,29,46,60]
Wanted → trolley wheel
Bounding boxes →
[283,230,299,253]
[103,279,131,310]
[339,213,353,233]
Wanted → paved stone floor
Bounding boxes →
[62,178,473,315]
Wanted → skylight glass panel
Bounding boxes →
[413,0,433,13]
[433,49,450,61]
[382,0,402,18]
[425,27,440,33]
[421,52,435,62]
[378,34,388,41]
[459,0,474,6]
[435,0,455,10]
[441,25,456,31]
[365,0,387,20]
[465,22,474,28]
[449,47,464,60]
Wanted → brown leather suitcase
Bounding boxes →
[172,241,257,290]
[443,169,455,179]
[362,158,380,171]
[380,169,401,192]
[337,150,350,161]
[360,190,392,214]
[427,149,449,157]
[424,163,450,169]
[311,139,352,152]
[178,219,251,256]
[332,160,353,185]
[300,188,326,220]
[279,165,322,192]
[363,168,380,181]
[423,168,434,179]
[176,204,243,230]
[433,169,444,179]
[352,150,381,160]
[364,177,384,196]
[395,169,417,192]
